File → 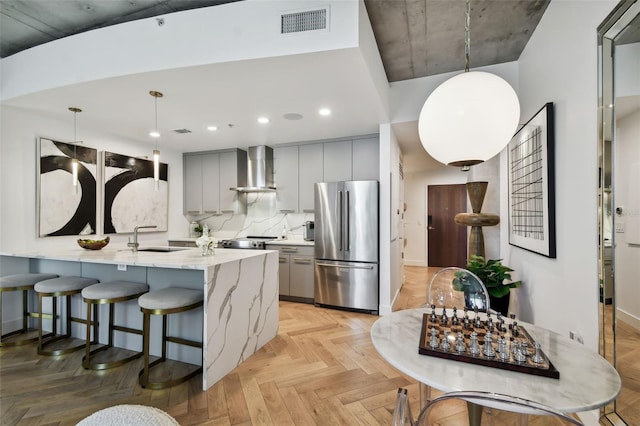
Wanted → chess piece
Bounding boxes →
[511,321,520,337]
[498,337,509,361]
[430,304,437,323]
[483,330,496,357]
[440,307,448,325]
[513,341,527,363]
[474,313,482,329]
[532,342,544,364]
[429,327,439,349]
[463,316,471,330]
[455,332,466,353]
[452,306,459,326]
[441,331,451,351]
[469,332,481,355]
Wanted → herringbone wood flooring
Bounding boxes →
[0,266,631,424]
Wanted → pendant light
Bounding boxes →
[418,0,520,170]
[69,107,82,193]
[149,90,163,191]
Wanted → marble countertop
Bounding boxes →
[371,307,621,413]
[0,247,276,270]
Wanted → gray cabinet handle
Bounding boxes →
[293,258,312,264]
[221,210,234,213]
[282,247,298,253]
[279,256,288,263]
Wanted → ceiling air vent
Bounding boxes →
[281,8,328,34]
[173,128,192,134]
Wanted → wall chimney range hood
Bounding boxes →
[231,145,276,192]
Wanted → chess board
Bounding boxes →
[418,308,560,379]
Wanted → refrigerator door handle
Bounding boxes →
[345,190,350,252]
[315,262,375,270]
[338,190,343,252]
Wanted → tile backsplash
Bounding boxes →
[194,192,313,240]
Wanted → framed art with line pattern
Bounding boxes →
[507,102,556,258]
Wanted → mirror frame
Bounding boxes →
[597,0,640,424]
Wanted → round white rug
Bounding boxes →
[76,404,179,425]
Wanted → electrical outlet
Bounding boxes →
[569,331,584,344]
[117,264,127,271]
[615,221,625,233]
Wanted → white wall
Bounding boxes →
[0,105,186,253]
[614,108,640,329]
[379,123,403,314]
[503,0,618,352]
[403,166,466,266]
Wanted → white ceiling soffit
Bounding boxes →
[1,1,388,153]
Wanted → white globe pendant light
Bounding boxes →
[418,0,520,169]
[418,71,520,167]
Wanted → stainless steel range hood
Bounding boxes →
[231,145,276,192]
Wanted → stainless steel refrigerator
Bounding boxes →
[314,180,379,313]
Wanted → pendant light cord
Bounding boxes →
[465,0,471,72]
[73,110,77,158]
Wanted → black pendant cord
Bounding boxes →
[465,0,471,73]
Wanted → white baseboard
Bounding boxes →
[617,308,640,331]
[404,260,426,267]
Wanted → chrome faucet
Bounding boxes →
[128,225,157,252]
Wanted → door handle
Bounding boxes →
[428,226,436,230]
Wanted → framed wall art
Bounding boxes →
[103,150,168,234]
[507,102,556,258]
[38,137,97,237]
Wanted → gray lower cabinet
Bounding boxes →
[269,244,314,303]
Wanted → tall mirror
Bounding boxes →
[598,0,640,424]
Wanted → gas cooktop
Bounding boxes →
[220,236,277,249]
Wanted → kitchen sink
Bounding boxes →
[137,247,190,252]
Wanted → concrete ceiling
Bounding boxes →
[0,0,550,170]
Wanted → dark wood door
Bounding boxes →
[427,184,467,267]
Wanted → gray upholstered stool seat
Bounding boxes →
[34,276,99,356]
[138,287,203,389]
[0,273,58,347]
[82,280,149,370]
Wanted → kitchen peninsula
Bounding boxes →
[0,247,278,390]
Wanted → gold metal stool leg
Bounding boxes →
[83,298,144,370]
[138,302,203,389]
[1,288,52,347]
[38,292,89,356]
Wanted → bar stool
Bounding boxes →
[138,287,203,389]
[81,280,148,370]
[0,273,59,347]
[34,276,99,356]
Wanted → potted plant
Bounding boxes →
[459,255,522,315]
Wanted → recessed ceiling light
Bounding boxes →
[257,117,270,124]
[283,113,303,120]
[319,108,331,116]
[149,130,160,138]
[207,125,218,131]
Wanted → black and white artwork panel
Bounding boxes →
[103,151,168,234]
[38,138,97,237]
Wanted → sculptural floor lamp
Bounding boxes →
[455,181,499,258]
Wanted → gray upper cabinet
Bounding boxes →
[201,153,220,214]
[352,137,379,181]
[184,154,204,215]
[274,146,299,213]
[323,140,352,182]
[183,149,247,215]
[299,143,324,213]
[219,150,246,213]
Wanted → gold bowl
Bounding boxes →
[77,236,110,250]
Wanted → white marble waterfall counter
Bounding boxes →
[0,247,279,390]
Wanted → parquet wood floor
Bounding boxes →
[0,266,634,425]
